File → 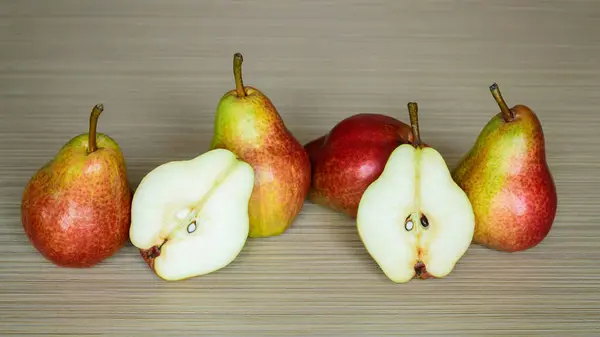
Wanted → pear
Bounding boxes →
[304,113,415,218]
[452,83,558,252]
[129,149,255,281]
[21,104,132,267]
[210,53,311,238]
[357,102,475,283]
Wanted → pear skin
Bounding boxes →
[21,104,132,267]
[304,113,415,218]
[210,53,311,238]
[452,84,557,252]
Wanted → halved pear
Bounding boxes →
[357,102,475,283]
[129,149,255,281]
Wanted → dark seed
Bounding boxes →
[420,215,429,228]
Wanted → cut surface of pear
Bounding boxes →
[129,149,254,281]
[357,103,475,283]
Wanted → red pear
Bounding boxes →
[452,83,558,252]
[21,104,132,267]
[304,113,418,217]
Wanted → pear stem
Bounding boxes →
[407,102,422,148]
[233,53,246,97]
[490,83,514,122]
[87,103,104,153]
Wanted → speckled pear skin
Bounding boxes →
[21,131,132,267]
[210,71,311,238]
[452,91,557,252]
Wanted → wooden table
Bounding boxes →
[1,1,599,335]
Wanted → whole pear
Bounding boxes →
[21,104,132,267]
[210,53,311,238]
[452,83,557,252]
[304,113,415,218]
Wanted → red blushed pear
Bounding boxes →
[209,53,311,238]
[452,83,558,252]
[21,104,133,267]
[305,112,425,218]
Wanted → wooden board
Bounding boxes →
[1,1,599,335]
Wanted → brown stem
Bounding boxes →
[407,102,422,148]
[87,103,104,153]
[489,82,514,122]
[233,53,246,97]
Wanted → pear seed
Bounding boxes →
[187,221,197,234]
[405,220,414,231]
[421,215,429,229]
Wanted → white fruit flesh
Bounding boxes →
[356,144,475,283]
[129,149,254,281]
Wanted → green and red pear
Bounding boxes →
[21,104,133,267]
[210,53,311,238]
[452,83,558,252]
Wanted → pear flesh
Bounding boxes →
[129,149,255,281]
[357,104,475,283]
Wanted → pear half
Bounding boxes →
[357,103,475,283]
[129,149,254,281]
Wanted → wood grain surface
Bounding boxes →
[1,1,600,336]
